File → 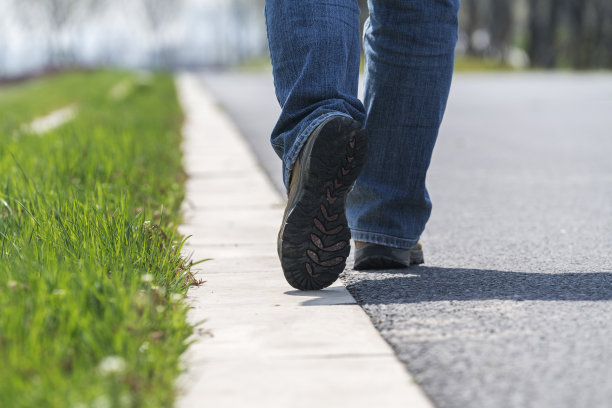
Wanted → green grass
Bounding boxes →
[0,71,133,135]
[0,70,197,407]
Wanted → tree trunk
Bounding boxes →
[528,0,560,68]
[464,0,480,56]
[567,0,587,69]
[489,0,513,61]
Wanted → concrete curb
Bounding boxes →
[174,73,433,408]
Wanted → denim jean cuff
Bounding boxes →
[350,229,420,249]
[282,112,354,191]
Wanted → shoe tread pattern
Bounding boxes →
[280,117,367,290]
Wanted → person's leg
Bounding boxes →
[265,0,365,188]
[265,0,368,290]
[347,0,460,257]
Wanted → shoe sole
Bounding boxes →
[278,116,367,290]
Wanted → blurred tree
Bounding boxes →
[230,0,249,62]
[141,0,185,68]
[489,0,514,62]
[4,0,612,75]
[458,0,514,60]
[453,0,612,69]
[593,0,612,67]
[567,0,588,68]
[527,0,559,68]
[566,0,612,69]
[463,0,481,56]
[0,0,10,77]
[527,0,612,69]
[15,0,104,69]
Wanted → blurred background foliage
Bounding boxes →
[1,0,611,80]
[358,0,612,70]
[457,0,612,69]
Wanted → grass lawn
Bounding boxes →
[0,70,197,407]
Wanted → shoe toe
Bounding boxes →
[353,241,423,270]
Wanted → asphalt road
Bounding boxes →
[200,71,612,408]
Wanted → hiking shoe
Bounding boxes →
[353,240,424,270]
[278,116,367,290]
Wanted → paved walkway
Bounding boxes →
[174,73,432,408]
[200,71,612,408]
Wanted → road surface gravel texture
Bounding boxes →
[201,71,612,408]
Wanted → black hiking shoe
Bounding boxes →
[278,116,367,290]
[353,241,424,270]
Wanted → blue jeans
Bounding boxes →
[265,0,459,249]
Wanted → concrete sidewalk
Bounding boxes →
[200,70,612,408]
[174,73,432,408]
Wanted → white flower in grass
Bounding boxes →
[170,293,183,302]
[120,394,132,406]
[135,291,147,308]
[139,341,149,353]
[141,274,154,283]
[98,356,126,375]
[52,289,66,296]
[92,395,111,408]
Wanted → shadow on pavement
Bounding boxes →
[344,266,612,304]
[284,286,358,306]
